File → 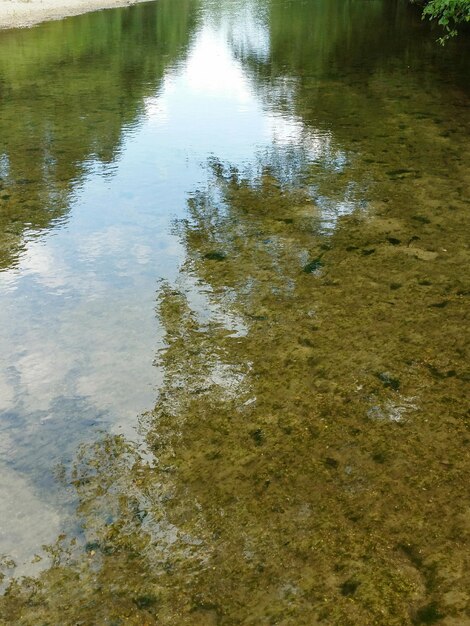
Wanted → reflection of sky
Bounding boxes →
[143,23,343,166]
[0,1,355,575]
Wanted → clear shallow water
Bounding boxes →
[0,0,469,623]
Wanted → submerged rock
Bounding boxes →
[204,250,227,261]
[376,372,400,391]
[303,257,323,273]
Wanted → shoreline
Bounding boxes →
[0,0,150,30]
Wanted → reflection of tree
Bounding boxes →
[3,153,469,623]
[235,0,470,157]
[232,0,470,267]
[0,0,198,270]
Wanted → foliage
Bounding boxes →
[421,0,470,42]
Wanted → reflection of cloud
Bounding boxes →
[133,243,153,266]
[144,25,255,124]
[0,272,18,294]
[79,225,180,268]
[185,29,252,104]
[16,347,78,412]
[0,372,14,412]
[78,225,131,261]
[1,292,158,420]
[178,273,247,337]
[19,240,69,291]
[144,94,170,127]
[0,220,172,573]
[0,237,104,296]
[0,217,184,435]
[0,461,60,579]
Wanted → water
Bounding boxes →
[0,0,469,622]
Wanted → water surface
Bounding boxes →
[0,0,469,623]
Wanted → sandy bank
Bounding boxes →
[0,0,149,30]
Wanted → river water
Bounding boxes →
[0,0,469,623]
